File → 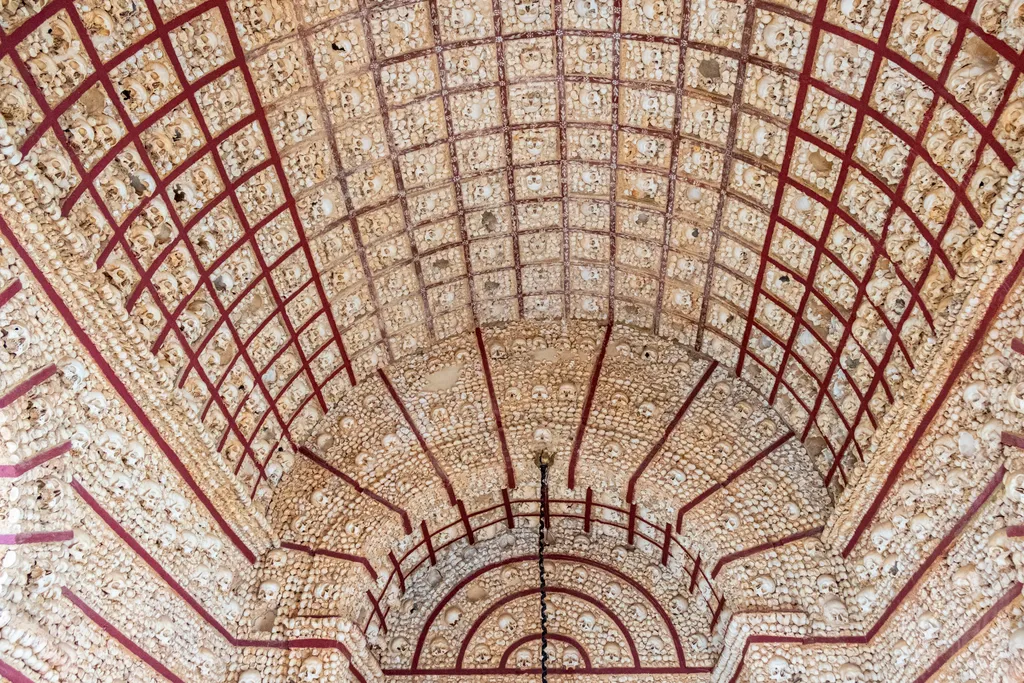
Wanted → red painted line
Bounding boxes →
[422,521,437,565]
[367,589,388,633]
[584,488,592,533]
[661,522,673,566]
[298,446,413,534]
[911,582,1023,683]
[677,432,794,529]
[0,530,73,545]
[63,588,185,682]
[711,526,824,578]
[626,503,637,546]
[390,551,405,593]
[458,500,475,545]
[726,466,1009,680]
[1007,525,1024,538]
[0,441,71,478]
[378,368,457,505]
[1001,432,1024,449]
[1012,339,1024,356]
[497,633,592,670]
[384,665,712,676]
[0,217,257,563]
[278,541,377,582]
[567,323,613,489]
[0,364,56,410]
[475,327,514,489]
[843,245,1024,557]
[627,361,718,502]
[456,586,641,669]
[72,480,365,671]
[502,488,515,529]
[0,657,36,683]
[0,278,22,309]
[689,555,700,594]
[415,554,686,669]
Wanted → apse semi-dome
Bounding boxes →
[1,0,1024,680]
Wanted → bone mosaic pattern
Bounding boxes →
[2,0,1024,681]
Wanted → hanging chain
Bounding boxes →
[537,460,550,683]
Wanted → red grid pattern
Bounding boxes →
[2,0,1021,514]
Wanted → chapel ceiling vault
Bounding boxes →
[1,0,1024,680]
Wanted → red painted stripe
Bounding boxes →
[689,555,700,594]
[626,503,637,545]
[298,445,413,534]
[711,526,824,578]
[0,278,22,309]
[71,481,366,672]
[502,488,515,529]
[278,541,377,581]
[661,522,672,566]
[62,588,186,683]
[497,633,592,670]
[475,327,514,489]
[458,500,475,545]
[1011,338,1024,356]
[677,432,794,529]
[0,217,257,563]
[390,550,405,593]
[384,665,712,676]
[910,582,1022,683]
[583,488,592,533]
[567,324,613,489]
[627,361,718,502]
[1007,525,1024,538]
[0,530,73,545]
[378,368,457,505]
[422,521,437,566]
[724,466,1008,680]
[0,441,71,478]
[0,657,36,683]
[367,589,387,633]
[0,364,56,410]
[1002,432,1024,449]
[456,586,641,669]
[843,245,1024,557]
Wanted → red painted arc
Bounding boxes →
[497,633,592,670]
[475,326,515,489]
[454,586,642,669]
[411,554,686,669]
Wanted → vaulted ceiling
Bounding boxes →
[4,0,1020,517]
[1,0,1024,680]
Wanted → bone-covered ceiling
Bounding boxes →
[3,0,1021,511]
[1,0,1024,681]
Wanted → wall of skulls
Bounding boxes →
[712,215,1024,682]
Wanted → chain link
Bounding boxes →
[537,462,550,683]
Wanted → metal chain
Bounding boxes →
[537,461,550,683]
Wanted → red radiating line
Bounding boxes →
[297,445,413,534]
[567,323,613,489]
[676,431,795,529]
[476,327,515,489]
[278,540,377,581]
[627,360,718,502]
[378,367,457,505]
[710,525,823,578]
